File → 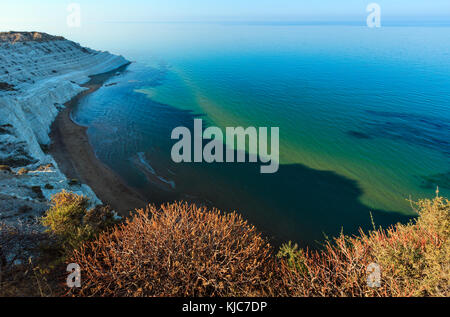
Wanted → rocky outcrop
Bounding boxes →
[0,32,129,225]
[0,31,65,43]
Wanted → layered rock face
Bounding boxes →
[0,32,128,224]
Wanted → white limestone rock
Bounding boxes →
[0,32,129,225]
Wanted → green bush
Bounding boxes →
[365,193,449,296]
[41,190,118,255]
[36,190,450,297]
[277,241,309,275]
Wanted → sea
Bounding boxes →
[69,22,450,246]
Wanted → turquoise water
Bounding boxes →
[72,24,450,246]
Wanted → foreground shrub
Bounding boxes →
[70,202,276,297]
[277,193,449,297]
[364,194,449,296]
[41,190,117,255]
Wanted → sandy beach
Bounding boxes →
[49,68,148,216]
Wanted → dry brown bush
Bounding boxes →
[277,194,449,297]
[70,202,277,297]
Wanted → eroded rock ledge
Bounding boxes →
[0,32,129,225]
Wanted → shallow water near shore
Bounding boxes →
[71,23,450,246]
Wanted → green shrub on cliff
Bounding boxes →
[41,190,118,254]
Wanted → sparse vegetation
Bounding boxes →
[0,191,119,296]
[1,190,448,297]
[68,193,448,297]
[0,31,65,44]
[277,191,449,297]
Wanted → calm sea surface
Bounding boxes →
[71,24,450,246]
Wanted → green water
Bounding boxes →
[73,24,450,246]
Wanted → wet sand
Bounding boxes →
[49,67,148,216]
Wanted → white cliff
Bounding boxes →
[0,32,129,225]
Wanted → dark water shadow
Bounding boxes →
[347,130,372,139]
[120,100,415,249]
[362,110,450,156]
[173,159,415,249]
[418,171,450,190]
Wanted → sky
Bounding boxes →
[1,0,450,32]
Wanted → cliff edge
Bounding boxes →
[0,32,129,225]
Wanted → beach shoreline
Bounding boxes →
[49,66,148,216]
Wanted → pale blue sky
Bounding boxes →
[1,0,449,32]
